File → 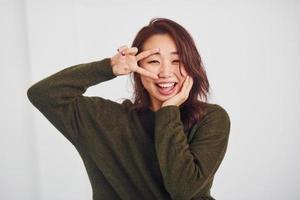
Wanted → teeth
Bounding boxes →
[157,82,175,88]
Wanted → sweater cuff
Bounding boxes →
[94,57,117,79]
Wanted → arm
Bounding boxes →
[27,58,120,147]
[154,104,231,200]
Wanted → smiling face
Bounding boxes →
[139,33,187,111]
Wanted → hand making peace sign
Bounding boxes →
[110,45,159,80]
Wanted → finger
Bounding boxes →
[180,65,187,77]
[185,76,193,96]
[183,76,189,86]
[136,48,160,61]
[117,45,128,55]
[180,76,191,94]
[134,66,158,79]
[187,76,193,90]
[117,45,128,52]
[124,47,138,55]
[178,77,188,95]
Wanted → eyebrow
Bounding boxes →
[149,51,178,57]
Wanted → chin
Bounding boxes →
[155,95,172,102]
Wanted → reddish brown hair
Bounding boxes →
[129,17,210,133]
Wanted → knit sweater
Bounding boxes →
[27,58,231,200]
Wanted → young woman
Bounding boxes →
[27,18,231,200]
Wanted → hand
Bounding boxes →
[110,45,159,79]
[161,75,194,108]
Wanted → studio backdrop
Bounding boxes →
[1,0,300,199]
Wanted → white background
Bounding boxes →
[1,0,300,199]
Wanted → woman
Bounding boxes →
[27,18,231,200]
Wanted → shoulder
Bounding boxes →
[121,98,134,108]
[193,102,231,137]
[120,98,136,112]
[203,102,230,125]
[186,102,231,147]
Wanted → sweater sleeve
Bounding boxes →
[27,58,119,147]
[154,104,231,200]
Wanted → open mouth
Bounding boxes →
[155,82,177,95]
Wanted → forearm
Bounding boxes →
[154,105,230,200]
[27,58,116,107]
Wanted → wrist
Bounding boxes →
[110,58,118,76]
[110,57,115,67]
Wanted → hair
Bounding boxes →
[129,17,210,133]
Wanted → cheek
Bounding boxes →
[177,68,186,81]
[144,65,157,73]
[177,80,184,90]
[141,77,153,90]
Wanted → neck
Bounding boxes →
[149,99,162,112]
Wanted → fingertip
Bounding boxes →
[153,75,159,79]
[190,77,194,84]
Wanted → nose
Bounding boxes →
[157,61,172,78]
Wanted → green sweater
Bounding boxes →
[27,58,231,200]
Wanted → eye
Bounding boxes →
[148,60,159,64]
[173,60,180,64]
